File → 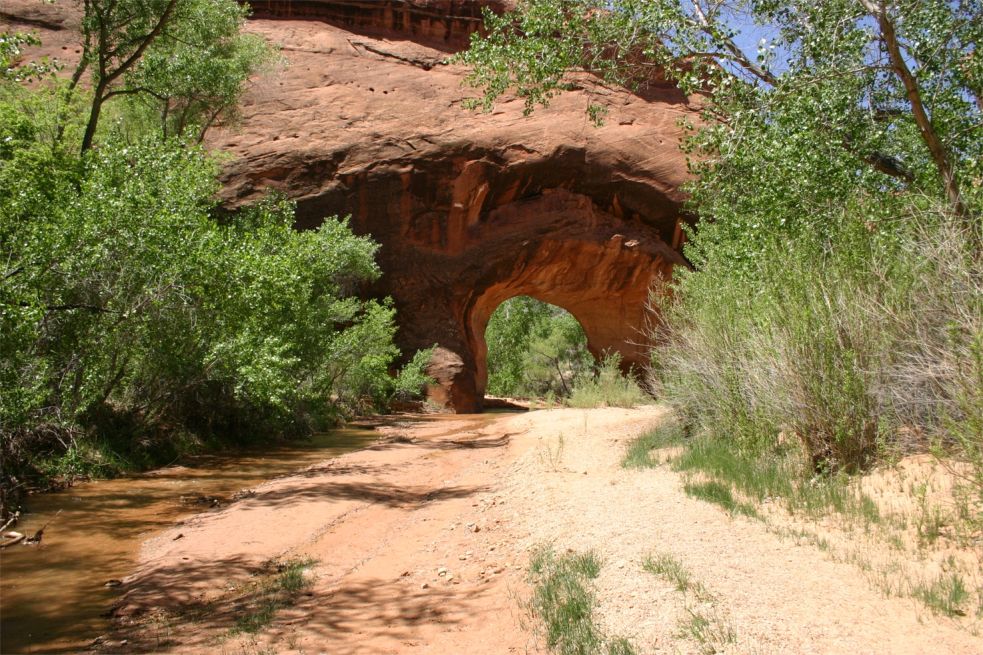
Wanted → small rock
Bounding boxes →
[437,567,448,576]
[421,582,429,589]
[104,579,123,588]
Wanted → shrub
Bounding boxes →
[0,135,405,515]
[653,211,982,478]
[568,353,650,409]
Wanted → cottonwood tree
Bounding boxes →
[65,0,275,151]
[461,1,981,475]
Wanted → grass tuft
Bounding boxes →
[680,606,737,655]
[622,421,687,469]
[914,572,970,618]
[642,553,691,592]
[527,546,636,655]
[641,551,735,652]
[231,558,315,635]
[683,480,758,518]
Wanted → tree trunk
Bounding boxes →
[80,80,108,153]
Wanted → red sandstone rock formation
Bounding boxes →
[2,0,698,411]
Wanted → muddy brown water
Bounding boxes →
[0,426,383,654]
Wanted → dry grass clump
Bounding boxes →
[567,354,650,409]
[651,213,982,491]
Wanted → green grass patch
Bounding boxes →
[622,421,687,469]
[642,553,692,592]
[527,546,636,655]
[231,558,315,635]
[679,606,737,655]
[683,480,758,518]
[665,432,881,525]
[640,552,735,652]
[914,572,970,618]
[641,552,716,602]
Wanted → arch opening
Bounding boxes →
[482,296,594,401]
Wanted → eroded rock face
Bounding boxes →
[2,0,697,412]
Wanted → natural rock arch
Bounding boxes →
[376,185,681,412]
[209,1,697,411]
[461,194,676,404]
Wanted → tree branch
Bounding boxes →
[691,1,777,86]
[860,0,968,218]
[102,0,179,87]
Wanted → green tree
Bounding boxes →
[0,21,414,517]
[485,297,592,397]
[63,0,275,150]
[459,0,981,224]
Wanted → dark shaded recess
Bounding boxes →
[291,146,683,244]
[245,0,513,52]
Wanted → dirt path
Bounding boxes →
[109,407,981,654]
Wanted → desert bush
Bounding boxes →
[567,353,650,409]
[654,210,981,478]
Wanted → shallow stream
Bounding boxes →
[0,427,378,653]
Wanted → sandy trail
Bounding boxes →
[110,407,981,654]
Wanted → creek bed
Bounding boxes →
[0,427,377,654]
